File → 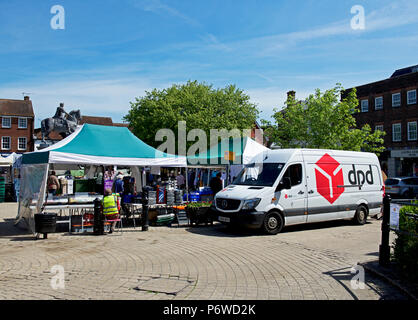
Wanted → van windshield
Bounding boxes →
[232,163,285,187]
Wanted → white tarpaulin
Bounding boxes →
[15,163,49,233]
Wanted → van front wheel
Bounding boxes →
[353,205,368,225]
[262,212,284,235]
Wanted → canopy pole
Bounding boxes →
[186,167,189,202]
[102,165,105,195]
[38,163,50,213]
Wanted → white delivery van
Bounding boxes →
[213,149,384,234]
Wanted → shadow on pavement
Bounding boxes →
[284,219,373,233]
[324,266,410,300]
[186,223,264,238]
[0,218,32,239]
[185,219,375,238]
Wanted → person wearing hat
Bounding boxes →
[102,188,120,234]
[113,173,124,195]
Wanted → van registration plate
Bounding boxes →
[219,216,230,223]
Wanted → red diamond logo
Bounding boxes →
[314,154,345,204]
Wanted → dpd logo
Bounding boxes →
[314,154,345,204]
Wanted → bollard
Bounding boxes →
[142,190,149,231]
[379,194,391,266]
[93,198,104,235]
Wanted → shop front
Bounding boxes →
[389,149,418,177]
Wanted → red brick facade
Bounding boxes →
[0,97,35,154]
[343,67,418,176]
[350,72,418,149]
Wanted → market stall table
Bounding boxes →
[30,204,95,233]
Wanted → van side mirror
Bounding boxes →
[276,177,291,192]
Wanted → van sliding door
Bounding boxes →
[279,163,308,224]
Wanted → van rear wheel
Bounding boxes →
[353,205,367,225]
[262,212,284,235]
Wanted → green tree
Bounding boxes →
[124,80,259,152]
[263,84,385,155]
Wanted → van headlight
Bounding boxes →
[242,198,261,210]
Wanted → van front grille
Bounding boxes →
[216,198,241,210]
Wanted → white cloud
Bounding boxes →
[213,0,418,57]
[0,78,159,126]
[130,0,200,26]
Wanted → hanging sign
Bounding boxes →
[390,203,401,230]
[224,151,236,161]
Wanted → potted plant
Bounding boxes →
[186,201,213,226]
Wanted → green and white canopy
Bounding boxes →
[187,136,269,167]
[22,124,186,167]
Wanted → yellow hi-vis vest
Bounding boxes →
[102,194,119,215]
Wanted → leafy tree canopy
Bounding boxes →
[124,80,259,153]
[262,84,385,155]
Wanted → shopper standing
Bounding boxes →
[176,171,185,189]
[209,172,223,195]
[47,171,60,195]
[113,174,124,195]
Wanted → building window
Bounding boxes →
[18,137,27,150]
[18,117,27,129]
[361,100,369,112]
[392,123,402,142]
[392,93,401,107]
[375,125,384,132]
[1,137,11,150]
[375,97,383,110]
[2,117,11,128]
[408,122,417,141]
[407,90,417,105]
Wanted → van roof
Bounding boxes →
[256,148,378,163]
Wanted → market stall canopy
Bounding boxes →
[0,152,16,166]
[22,124,187,167]
[187,136,269,166]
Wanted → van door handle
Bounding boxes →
[308,190,314,194]
[298,190,304,195]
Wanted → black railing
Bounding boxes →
[379,194,418,266]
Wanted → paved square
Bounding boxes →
[0,203,408,300]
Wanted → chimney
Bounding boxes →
[287,90,296,100]
[24,96,30,101]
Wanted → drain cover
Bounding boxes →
[134,278,193,295]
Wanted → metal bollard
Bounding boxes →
[379,194,391,266]
[93,198,104,235]
[142,190,149,231]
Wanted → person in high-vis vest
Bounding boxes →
[102,188,120,234]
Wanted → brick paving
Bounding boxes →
[0,203,408,300]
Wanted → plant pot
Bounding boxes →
[187,206,212,226]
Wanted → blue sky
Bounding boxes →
[0,0,417,127]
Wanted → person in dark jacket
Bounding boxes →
[113,174,124,195]
[209,172,223,195]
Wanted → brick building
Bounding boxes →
[344,65,418,177]
[0,96,35,154]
